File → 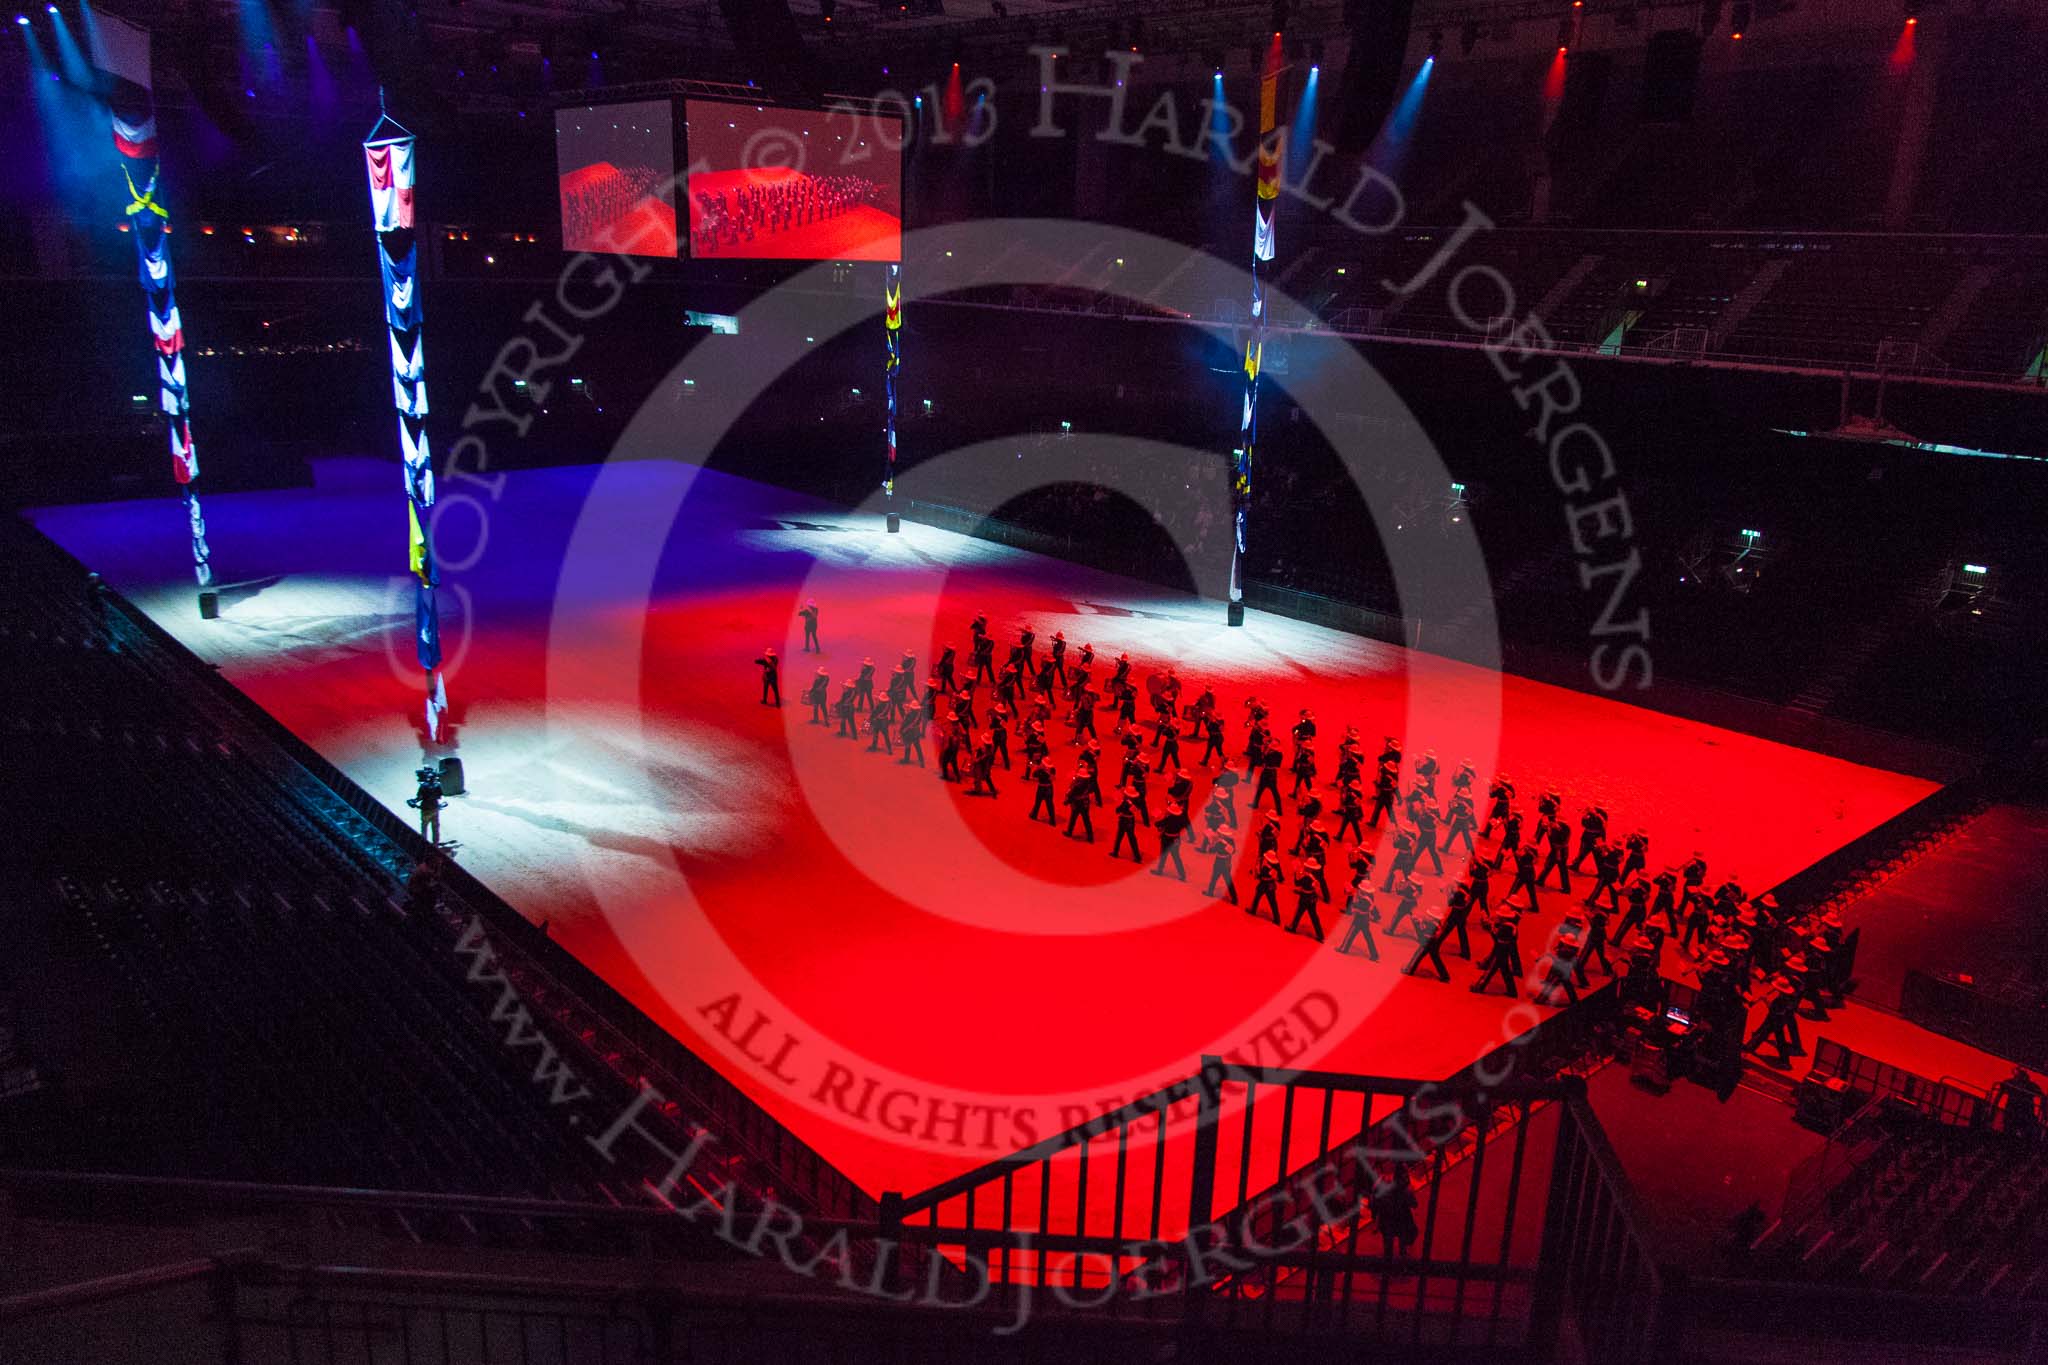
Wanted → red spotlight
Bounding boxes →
[1731,29,1743,38]
[1906,14,1917,21]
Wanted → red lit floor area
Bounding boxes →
[32,460,1940,1205]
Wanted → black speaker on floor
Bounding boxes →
[886,512,901,534]
[197,590,219,620]
[1227,601,1246,627]
[1641,30,1703,123]
[438,756,465,797]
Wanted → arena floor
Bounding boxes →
[32,459,1941,1205]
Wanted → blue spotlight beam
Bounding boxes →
[1368,58,1432,181]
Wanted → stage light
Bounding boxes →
[1963,563,1987,575]
[1336,266,1346,274]
[13,14,28,25]
[44,3,54,11]
[1741,529,1761,542]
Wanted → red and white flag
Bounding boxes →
[86,8,158,160]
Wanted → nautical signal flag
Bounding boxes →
[87,8,158,160]
[408,501,435,585]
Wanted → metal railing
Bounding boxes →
[1806,1038,1997,1131]
[878,1058,1590,1348]
[1533,1094,1677,1365]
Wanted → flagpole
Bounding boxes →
[90,11,212,613]
[884,261,902,533]
[363,100,450,750]
[1231,35,1286,628]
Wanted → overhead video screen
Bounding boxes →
[683,100,903,261]
[555,100,678,258]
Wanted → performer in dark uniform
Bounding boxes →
[1289,743,1318,799]
[1070,687,1099,746]
[1200,712,1228,768]
[805,666,831,724]
[1202,826,1239,902]
[1049,631,1069,685]
[1382,826,1420,892]
[1413,749,1440,799]
[1154,716,1183,774]
[988,702,1012,769]
[1064,768,1100,841]
[1533,937,1583,1006]
[1028,759,1058,823]
[799,599,821,652]
[1439,885,1477,959]
[1211,767,1240,829]
[1253,748,1285,814]
[1369,764,1400,829]
[937,719,964,781]
[968,734,999,795]
[1292,791,1325,855]
[834,678,859,737]
[1613,875,1651,946]
[1111,787,1144,861]
[1303,841,1332,905]
[1505,840,1541,912]
[1571,806,1608,872]
[1584,840,1624,911]
[935,644,958,693]
[1622,827,1650,882]
[755,648,781,705]
[1470,906,1522,997]
[867,696,896,754]
[1482,774,1515,837]
[1287,867,1326,942]
[1119,752,1154,827]
[1243,706,1271,778]
[898,706,926,766]
[1440,790,1478,857]
[1337,883,1380,961]
[1491,807,1525,870]
[1403,905,1453,981]
[1410,800,1445,876]
[1464,858,1493,913]
[1154,801,1190,880]
[1537,817,1572,893]
[1335,783,1366,844]
[1384,873,1424,940]
[1743,970,1802,1065]
[1249,850,1284,923]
